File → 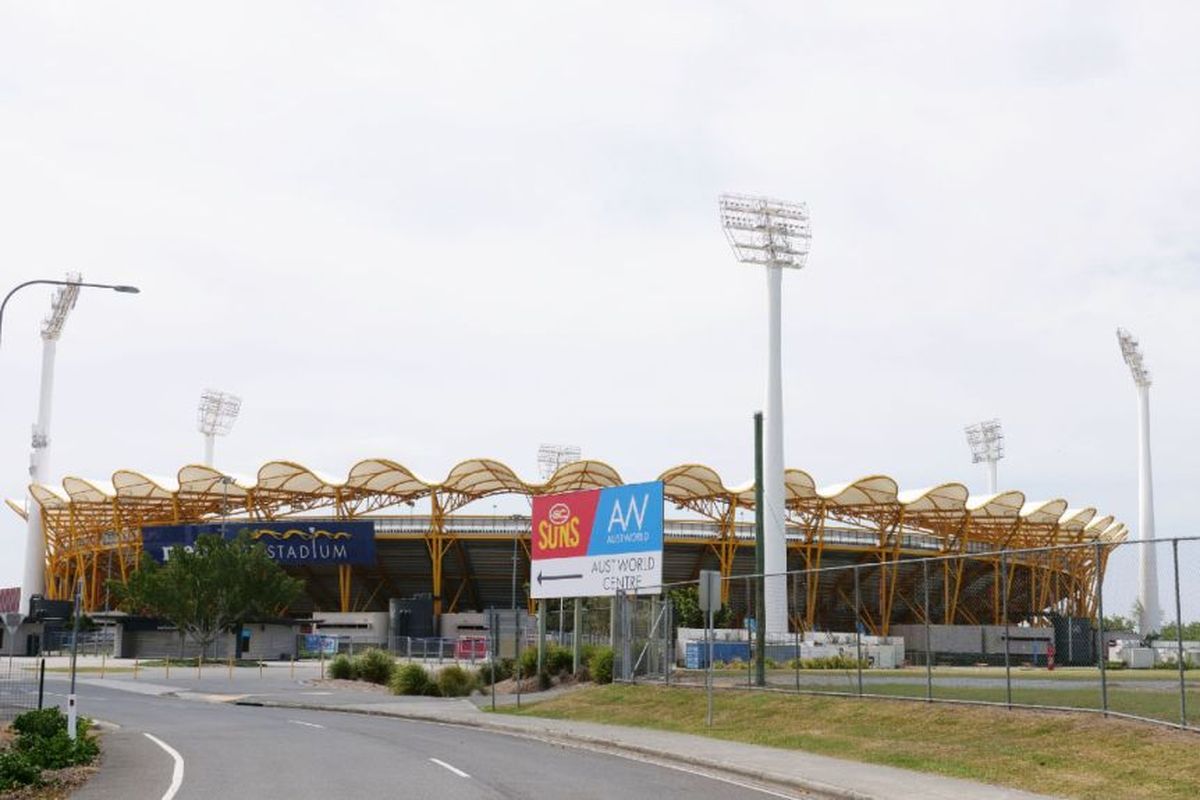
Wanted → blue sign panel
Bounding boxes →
[142,520,376,566]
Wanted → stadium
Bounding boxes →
[7,456,1126,637]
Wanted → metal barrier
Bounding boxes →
[613,536,1200,733]
[0,659,44,722]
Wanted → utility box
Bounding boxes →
[1125,648,1156,669]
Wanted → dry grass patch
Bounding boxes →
[503,684,1200,800]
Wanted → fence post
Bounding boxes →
[1172,539,1186,727]
[572,598,582,674]
[37,658,45,710]
[923,558,932,702]
[854,565,863,697]
[1095,542,1107,716]
[1001,551,1011,709]
[793,571,800,692]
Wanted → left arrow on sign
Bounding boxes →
[537,571,583,585]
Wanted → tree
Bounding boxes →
[111,533,303,657]
[1103,614,1138,632]
[668,585,732,629]
[1160,621,1200,641]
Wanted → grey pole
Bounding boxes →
[753,411,766,688]
[537,599,546,678]
[923,558,933,701]
[572,598,582,674]
[706,607,714,727]
[1001,552,1011,709]
[1172,540,1186,727]
[67,578,82,741]
[793,571,800,692]
[854,565,863,697]
[1095,543,1108,716]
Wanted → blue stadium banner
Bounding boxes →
[141,521,376,566]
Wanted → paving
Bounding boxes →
[46,656,1056,800]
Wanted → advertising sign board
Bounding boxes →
[142,521,375,566]
[530,481,663,599]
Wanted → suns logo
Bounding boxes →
[538,502,581,550]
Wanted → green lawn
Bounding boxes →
[502,684,1200,800]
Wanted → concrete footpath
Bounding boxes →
[247,690,1054,800]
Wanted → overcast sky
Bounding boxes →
[2,3,1197,619]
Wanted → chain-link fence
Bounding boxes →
[0,658,44,722]
[613,536,1199,732]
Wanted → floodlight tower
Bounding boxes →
[1117,328,1161,636]
[720,193,811,636]
[21,275,82,615]
[964,418,1005,494]
[197,389,242,466]
[537,443,581,482]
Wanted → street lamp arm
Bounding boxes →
[0,279,141,347]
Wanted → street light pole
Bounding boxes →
[0,279,140,347]
[1,277,140,616]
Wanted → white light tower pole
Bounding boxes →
[21,276,81,616]
[197,389,242,466]
[964,418,1005,494]
[720,194,811,636]
[1117,328,1161,636]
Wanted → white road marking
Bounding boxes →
[287,719,325,729]
[143,732,184,800]
[429,757,470,778]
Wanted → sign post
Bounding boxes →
[3,612,22,675]
[699,570,721,727]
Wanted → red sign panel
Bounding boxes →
[531,488,600,560]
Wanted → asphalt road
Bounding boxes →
[45,677,802,800]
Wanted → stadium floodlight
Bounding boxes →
[964,418,1005,494]
[720,193,811,638]
[537,444,581,482]
[197,389,242,466]
[1116,328,1161,635]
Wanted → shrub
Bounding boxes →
[0,752,40,791]
[328,654,354,680]
[518,647,539,677]
[353,649,396,685]
[8,709,98,775]
[11,708,66,739]
[390,662,433,696]
[477,658,513,685]
[545,644,573,676]
[589,646,614,684]
[437,665,477,697]
[579,643,599,668]
[1106,660,1127,671]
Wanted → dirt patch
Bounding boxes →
[307,678,392,694]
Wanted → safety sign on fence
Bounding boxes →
[530,481,663,599]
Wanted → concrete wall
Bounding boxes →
[120,624,299,660]
[310,612,389,645]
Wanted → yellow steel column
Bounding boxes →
[338,564,351,613]
[429,491,445,618]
